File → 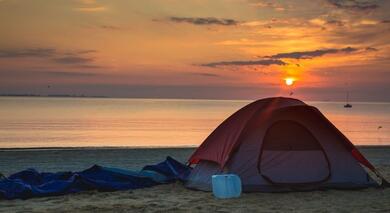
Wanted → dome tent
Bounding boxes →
[186,97,388,192]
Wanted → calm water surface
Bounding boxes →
[0,97,389,148]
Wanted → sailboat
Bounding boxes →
[344,91,352,108]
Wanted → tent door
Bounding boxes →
[258,120,330,185]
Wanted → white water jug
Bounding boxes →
[211,174,242,199]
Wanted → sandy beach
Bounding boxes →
[0,179,389,213]
[0,147,389,212]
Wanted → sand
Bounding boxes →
[0,166,389,212]
[0,147,389,212]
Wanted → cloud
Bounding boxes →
[0,47,98,67]
[310,18,372,28]
[365,47,378,51]
[74,0,106,13]
[326,19,345,27]
[0,48,97,58]
[189,72,221,77]
[40,71,99,77]
[214,39,267,46]
[79,0,96,4]
[265,47,359,59]
[0,48,55,58]
[74,64,103,69]
[169,17,239,26]
[100,25,122,30]
[249,1,286,11]
[53,56,93,64]
[74,6,106,12]
[326,0,379,11]
[0,69,100,78]
[200,59,286,67]
[75,49,97,54]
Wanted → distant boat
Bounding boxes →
[344,103,352,108]
[344,91,352,108]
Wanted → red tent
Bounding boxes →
[186,97,388,191]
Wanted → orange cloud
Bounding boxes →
[79,0,96,4]
[74,6,106,12]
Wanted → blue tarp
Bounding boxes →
[0,156,191,200]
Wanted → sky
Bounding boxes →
[0,0,389,101]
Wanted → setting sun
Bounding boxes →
[285,78,295,86]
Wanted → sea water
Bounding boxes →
[0,97,389,148]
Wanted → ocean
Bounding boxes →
[0,97,389,148]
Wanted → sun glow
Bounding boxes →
[284,78,295,86]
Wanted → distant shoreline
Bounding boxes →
[0,146,198,151]
[0,94,107,98]
[0,145,388,152]
[1,95,390,103]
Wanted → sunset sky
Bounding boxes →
[0,0,389,101]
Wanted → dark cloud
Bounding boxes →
[266,47,359,59]
[0,69,100,78]
[0,48,97,59]
[63,49,97,57]
[53,56,93,64]
[41,71,99,77]
[326,20,345,27]
[200,59,286,67]
[0,48,55,58]
[365,47,378,51]
[326,26,388,45]
[190,72,221,77]
[0,47,98,66]
[76,49,98,54]
[100,25,122,30]
[326,0,379,11]
[74,64,103,69]
[169,17,239,26]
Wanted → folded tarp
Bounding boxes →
[0,156,191,200]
